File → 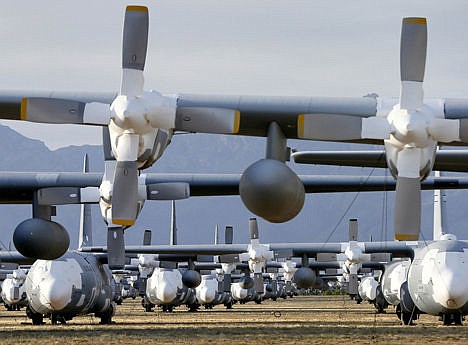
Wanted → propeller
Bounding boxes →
[239,218,274,294]
[297,17,463,241]
[110,6,148,226]
[220,226,235,292]
[390,18,427,240]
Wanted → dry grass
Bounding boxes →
[0,295,467,344]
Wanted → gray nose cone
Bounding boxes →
[240,276,254,290]
[293,267,316,289]
[182,270,202,288]
[240,159,305,223]
[13,218,69,260]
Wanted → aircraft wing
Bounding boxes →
[0,90,377,140]
[2,171,468,204]
[81,244,249,255]
[81,241,415,258]
[3,91,468,142]
[0,251,35,265]
[292,150,468,172]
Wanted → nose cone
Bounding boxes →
[39,278,72,312]
[432,270,468,310]
[197,287,216,304]
[156,282,178,303]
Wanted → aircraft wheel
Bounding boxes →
[401,312,414,326]
[26,306,44,325]
[453,313,463,326]
[396,304,402,320]
[98,304,114,325]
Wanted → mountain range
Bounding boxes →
[0,123,466,250]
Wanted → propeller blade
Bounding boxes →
[143,229,152,246]
[253,272,264,294]
[225,226,233,245]
[394,176,421,240]
[249,218,259,241]
[223,273,232,292]
[107,226,125,269]
[170,200,177,245]
[102,127,114,161]
[394,147,422,240]
[20,98,109,125]
[120,6,149,96]
[347,273,359,295]
[400,17,427,110]
[348,218,358,241]
[400,17,427,83]
[112,160,139,226]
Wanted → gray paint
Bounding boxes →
[24,98,86,124]
[112,160,138,223]
[400,18,427,82]
[394,176,421,240]
[121,8,148,71]
[300,114,363,141]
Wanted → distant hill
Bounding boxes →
[0,124,466,251]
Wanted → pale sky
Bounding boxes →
[1,0,468,149]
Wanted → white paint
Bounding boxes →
[83,102,110,125]
[27,259,83,313]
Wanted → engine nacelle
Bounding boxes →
[13,218,69,260]
[239,159,305,223]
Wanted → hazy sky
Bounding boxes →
[0,1,468,245]
[1,0,468,149]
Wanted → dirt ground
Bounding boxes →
[0,295,466,344]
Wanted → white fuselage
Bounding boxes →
[407,238,468,315]
[146,268,190,305]
[1,269,27,306]
[358,276,379,302]
[25,252,114,316]
[381,259,411,306]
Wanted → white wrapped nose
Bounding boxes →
[39,279,71,311]
[432,262,468,310]
[198,288,216,304]
[156,282,178,303]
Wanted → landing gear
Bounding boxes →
[187,303,199,312]
[97,304,114,325]
[141,297,154,312]
[26,306,44,325]
[50,314,67,325]
[161,305,174,312]
[396,304,417,325]
[442,313,463,326]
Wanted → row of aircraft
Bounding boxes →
[0,5,467,327]
[1,193,467,326]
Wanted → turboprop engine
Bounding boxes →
[13,218,69,260]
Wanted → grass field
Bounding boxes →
[0,295,467,344]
